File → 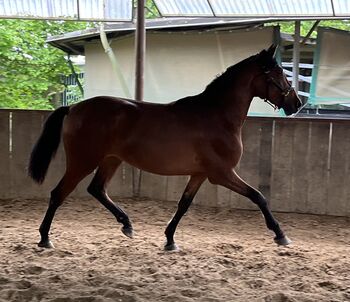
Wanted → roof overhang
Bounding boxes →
[47,17,305,55]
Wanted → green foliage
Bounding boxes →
[268,20,350,37]
[0,19,88,109]
[145,0,161,18]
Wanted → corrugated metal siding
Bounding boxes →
[154,0,349,17]
[210,0,271,16]
[0,0,132,21]
[2,0,350,20]
[211,0,332,16]
[267,0,331,16]
[333,0,350,16]
[105,0,131,20]
[154,0,212,16]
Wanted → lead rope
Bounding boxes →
[264,98,278,111]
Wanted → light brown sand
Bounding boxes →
[0,197,349,302]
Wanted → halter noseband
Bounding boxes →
[262,68,294,110]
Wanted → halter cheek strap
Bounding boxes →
[263,70,293,110]
[263,71,277,110]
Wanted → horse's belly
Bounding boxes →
[116,141,203,176]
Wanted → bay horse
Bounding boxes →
[29,45,301,250]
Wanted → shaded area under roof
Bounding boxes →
[47,17,296,55]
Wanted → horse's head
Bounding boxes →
[254,45,302,116]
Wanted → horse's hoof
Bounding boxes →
[122,226,134,238]
[38,240,54,248]
[164,243,180,252]
[274,236,292,246]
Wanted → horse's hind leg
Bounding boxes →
[38,169,91,248]
[209,169,291,246]
[164,174,206,251]
[87,157,133,238]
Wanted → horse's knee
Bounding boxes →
[87,182,104,198]
[87,183,96,196]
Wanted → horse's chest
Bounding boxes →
[209,135,243,166]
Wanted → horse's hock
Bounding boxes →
[0,109,349,217]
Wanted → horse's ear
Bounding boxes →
[266,44,278,58]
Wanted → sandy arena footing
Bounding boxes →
[0,197,349,302]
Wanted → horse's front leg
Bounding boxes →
[164,174,206,251]
[209,169,291,246]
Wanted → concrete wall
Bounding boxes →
[0,109,349,217]
[0,110,133,200]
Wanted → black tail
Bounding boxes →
[28,106,70,184]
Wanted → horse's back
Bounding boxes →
[61,96,207,175]
[59,95,242,176]
[69,96,138,114]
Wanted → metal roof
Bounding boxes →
[2,0,350,22]
[154,0,350,19]
[0,0,133,21]
[46,17,285,54]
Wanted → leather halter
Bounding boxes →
[262,68,294,110]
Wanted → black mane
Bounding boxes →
[203,50,278,95]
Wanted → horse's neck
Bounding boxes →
[216,73,256,128]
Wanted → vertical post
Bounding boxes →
[133,0,145,197]
[76,0,81,21]
[135,0,145,102]
[292,20,300,94]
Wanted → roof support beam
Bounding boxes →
[301,20,320,44]
[133,0,146,197]
[292,20,300,94]
[135,0,145,103]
